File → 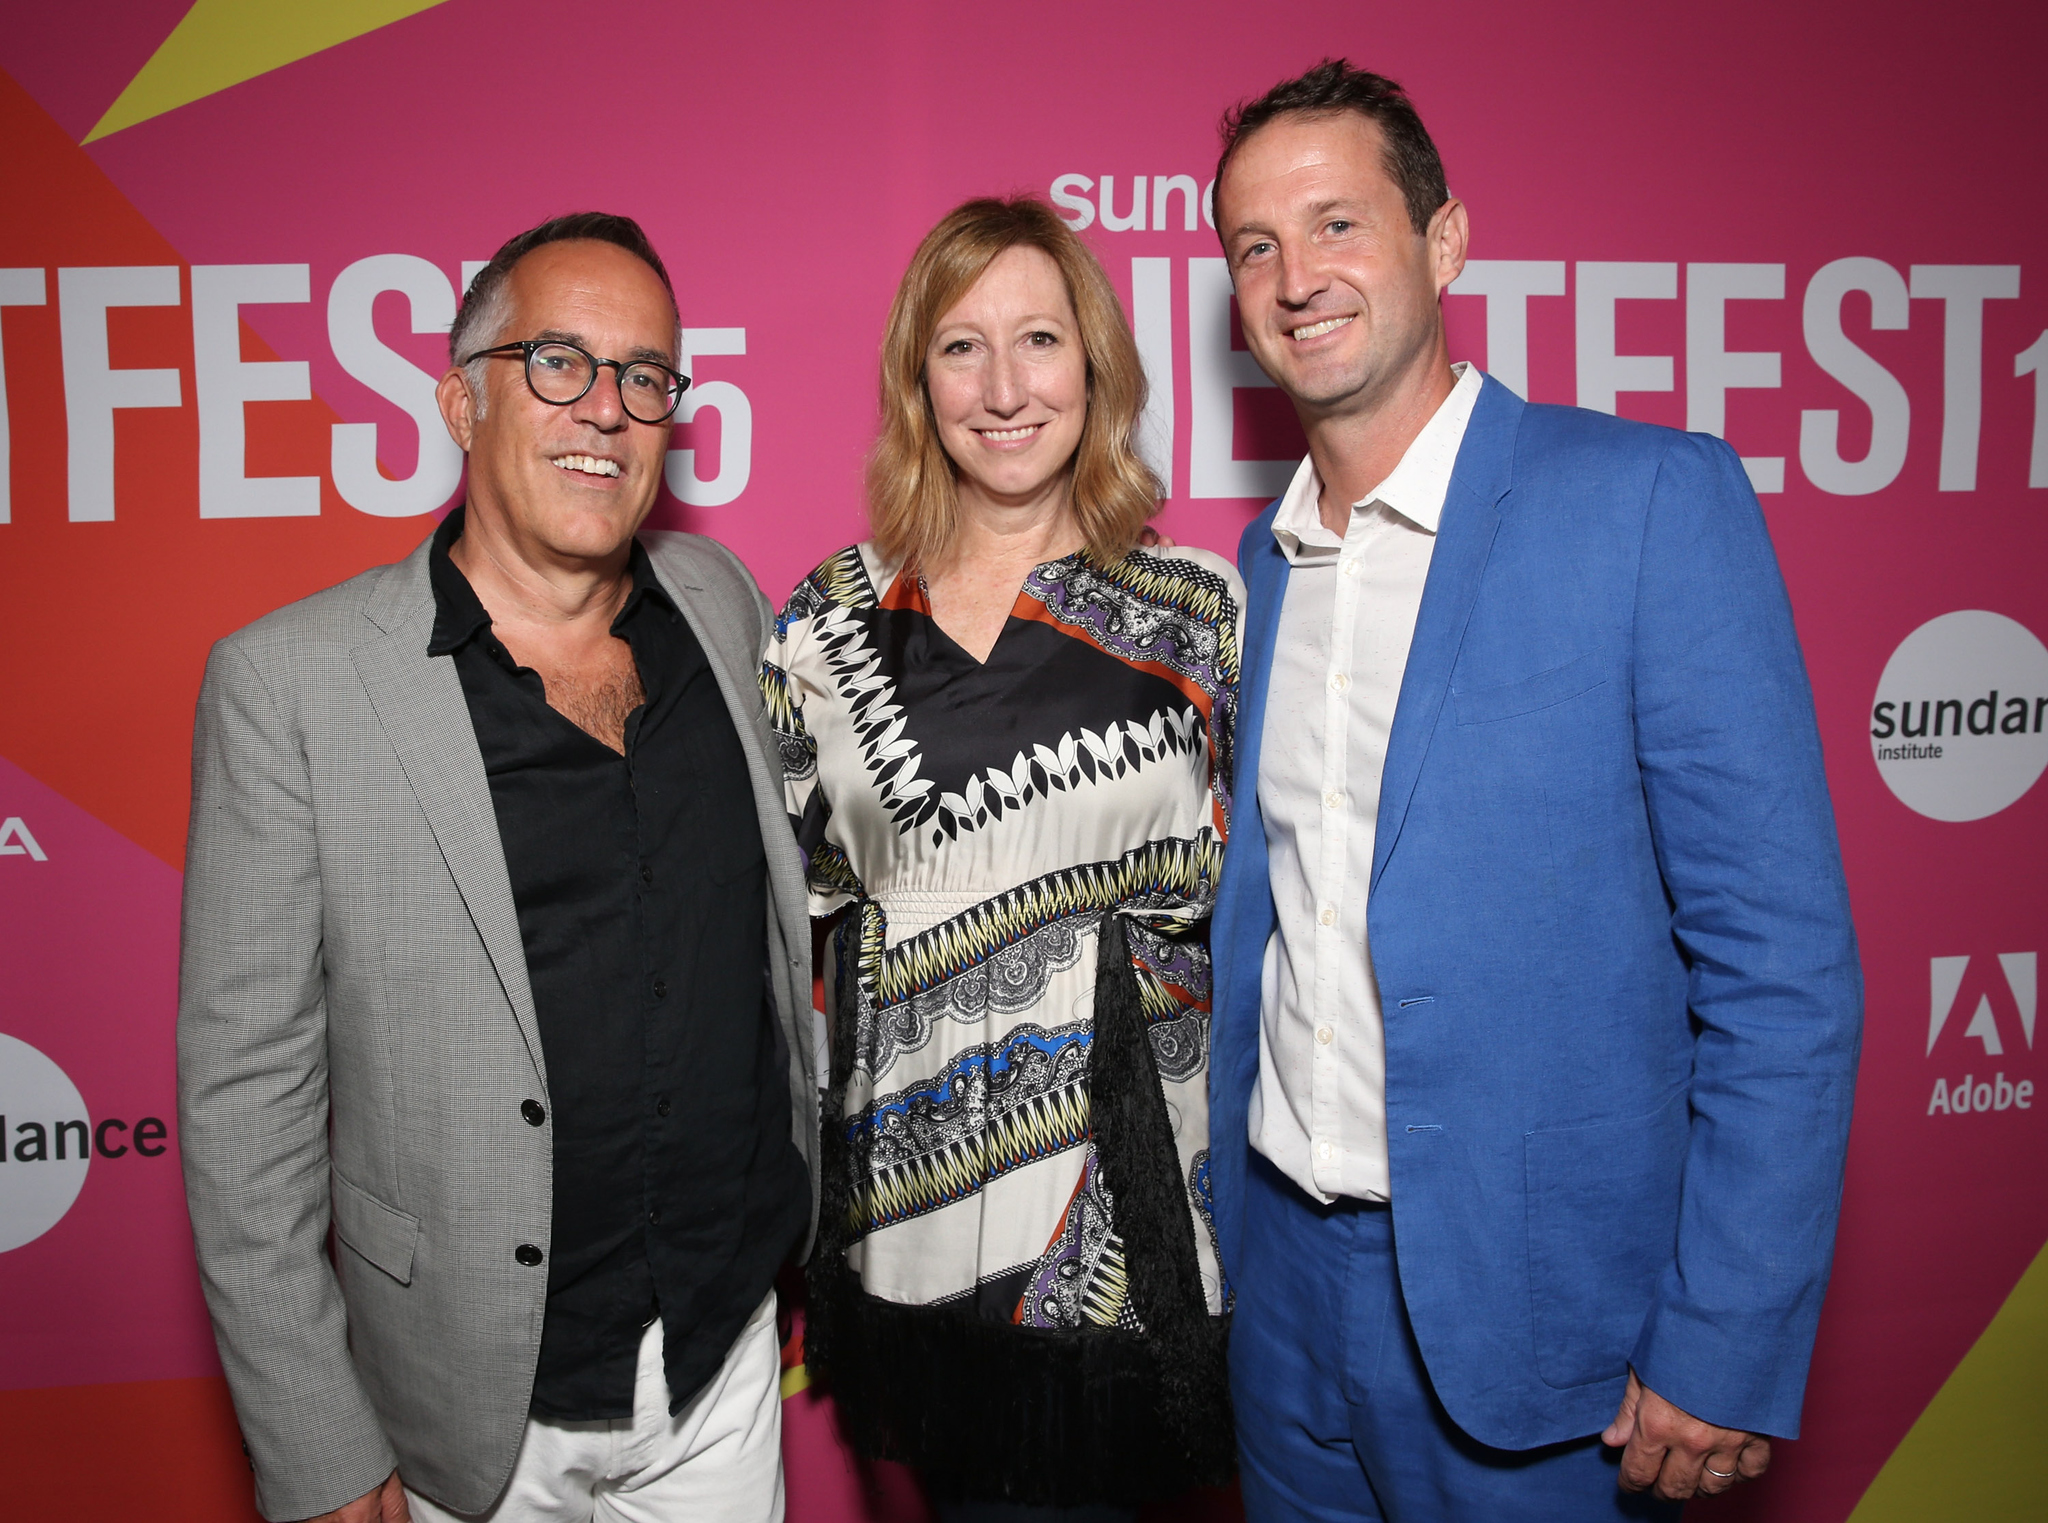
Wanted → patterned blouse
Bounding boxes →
[763,540,1244,1502]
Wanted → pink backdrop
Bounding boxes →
[1,3,2044,1518]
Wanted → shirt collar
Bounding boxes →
[1271,361,1483,561]
[427,504,676,658]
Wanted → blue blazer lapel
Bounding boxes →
[1370,377,1521,894]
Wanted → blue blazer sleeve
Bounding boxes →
[1625,434,1863,1435]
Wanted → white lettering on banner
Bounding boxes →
[0,268,48,525]
[192,264,319,518]
[1686,263,1786,493]
[1130,258,1174,494]
[1870,611,2048,820]
[57,265,182,522]
[1050,174,1218,233]
[0,817,48,860]
[2018,330,2048,488]
[1152,175,1202,234]
[1050,175,1095,230]
[328,254,464,518]
[1186,257,1295,499]
[1100,175,1146,233]
[1575,262,1676,416]
[1909,265,2021,491]
[1928,1073,2035,1115]
[1445,260,1565,401]
[666,328,751,507]
[1801,258,1913,496]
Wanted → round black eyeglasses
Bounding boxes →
[463,339,689,424]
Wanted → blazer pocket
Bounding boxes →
[331,1167,420,1286]
[1523,1086,1687,1389]
[1453,652,1611,726]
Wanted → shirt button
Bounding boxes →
[1317,1140,1334,1160]
[1324,790,1344,810]
[648,1209,662,1226]
[515,1243,544,1267]
[1342,559,1361,577]
[652,978,668,999]
[656,1097,672,1117]
[1318,906,1336,927]
[641,866,654,886]
[1316,1026,1334,1045]
[520,1099,546,1126]
[1330,672,1350,692]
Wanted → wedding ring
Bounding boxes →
[1705,1465,1737,1479]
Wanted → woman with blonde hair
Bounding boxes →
[763,197,1243,1519]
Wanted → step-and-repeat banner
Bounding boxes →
[1,2,2042,1519]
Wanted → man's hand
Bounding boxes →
[1602,1370,1771,1500]
[301,1470,411,1523]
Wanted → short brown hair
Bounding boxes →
[449,211,678,370]
[867,197,1159,572]
[1216,60,1449,237]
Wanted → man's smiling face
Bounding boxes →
[1217,111,1461,419]
[451,238,679,565]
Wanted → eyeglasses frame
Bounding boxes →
[462,338,691,424]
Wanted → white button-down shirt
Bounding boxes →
[1250,362,1482,1203]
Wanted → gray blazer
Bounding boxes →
[177,528,820,1522]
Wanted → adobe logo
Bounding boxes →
[1925,954,2038,1118]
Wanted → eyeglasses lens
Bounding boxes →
[618,363,684,424]
[527,343,594,404]
[526,343,682,422]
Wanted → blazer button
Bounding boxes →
[515,1243,544,1267]
[521,1099,546,1126]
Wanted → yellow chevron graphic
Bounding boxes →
[1080,1236,1130,1326]
[1846,1235,2048,1520]
[853,1085,1090,1233]
[87,0,453,142]
[876,838,1220,1006]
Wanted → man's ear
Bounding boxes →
[1430,197,1470,295]
[436,367,478,452]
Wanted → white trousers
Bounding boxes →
[407,1291,784,1523]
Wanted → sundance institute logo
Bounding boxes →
[0,1032,170,1252]
[1870,611,2048,821]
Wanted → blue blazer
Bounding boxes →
[1211,375,1862,1448]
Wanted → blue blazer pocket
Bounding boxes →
[331,1166,421,1285]
[1523,1085,1687,1389]
[1453,652,1611,726]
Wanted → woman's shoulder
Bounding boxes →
[1125,543,1246,611]
[780,541,904,623]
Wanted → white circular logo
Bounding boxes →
[0,1033,91,1252]
[1871,611,2048,822]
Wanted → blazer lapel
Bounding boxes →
[353,539,546,1086]
[1370,377,1522,895]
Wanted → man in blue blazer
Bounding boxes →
[1207,62,1862,1520]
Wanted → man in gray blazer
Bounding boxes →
[178,213,817,1523]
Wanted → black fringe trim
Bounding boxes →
[805,913,1235,1505]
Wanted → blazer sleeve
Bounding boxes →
[1625,434,1863,1438]
[177,637,397,1521]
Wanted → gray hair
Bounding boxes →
[447,211,685,421]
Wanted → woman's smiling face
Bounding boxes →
[924,244,1089,512]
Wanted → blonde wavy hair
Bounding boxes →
[867,197,1161,572]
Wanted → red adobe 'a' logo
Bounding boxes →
[1928,954,2038,1059]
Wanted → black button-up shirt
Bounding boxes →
[428,508,807,1420]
